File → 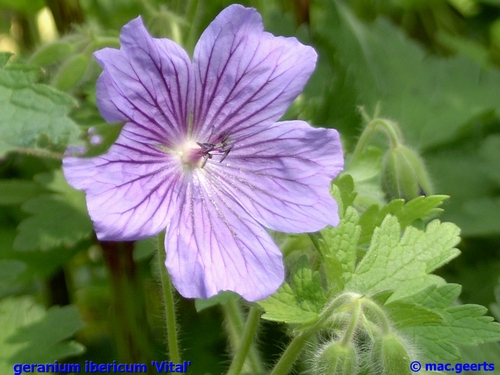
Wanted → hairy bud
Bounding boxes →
[314,341,358,375]
[29,41,74,66]
[371,332,412,375]
[381,145,432,200]
[52,53,88,91]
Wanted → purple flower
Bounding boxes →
[63,5,343,301]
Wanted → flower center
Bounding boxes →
[178,133,233,170]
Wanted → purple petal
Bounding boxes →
[94,17,193,147]
[192,4,317,140]
[165,172,284,301]
[204,121,343,232]
[63,125,183,241]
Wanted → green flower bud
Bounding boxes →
[314,341,358,375]
[52,53,88,91]
[29,41,74,66]
[371,332,412,375]
[381,145,432,200]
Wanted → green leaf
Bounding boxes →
[359,195,448,245]
[400,284,462,310]
[346,215,460,301]
[0,297,45,373]
[0,229,81,280]
[7,305,85,363]
[258,256,326,324]
[0,59,80,157]
[195,291,240,312]
[291,257,326,314]
[404,304,500,362]
[384,300,443,329]
[321,206,360,285]
[312,1,500,149]
[0,179,45,205]
[389,284,500,362]
[14,171,92,251]
[331,174,357,216]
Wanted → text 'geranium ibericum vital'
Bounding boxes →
[63,4,344,301]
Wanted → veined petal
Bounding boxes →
[165,172,284,301]
[63,125,183,241]
[192,4,317,140]
[204,121,343,233]
[94,17,193,147]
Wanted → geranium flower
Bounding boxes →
[63,4,343,301]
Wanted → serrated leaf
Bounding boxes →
[7,305,85,363]
[399,284,462,310]
[359,195,448,245]
[292,257,326,314]
[384,301,443,328]
[0,179,45,205]
[0,59,80,157]
[0,228,82,280]
[0,297,45,373]
[258,283,318,324]
[390,283,500,362]
[258,256,325,324]
[331,174,357,216]
[321,206,360,285]
[346,215,460,301]
[14,171,92,251]
[403,305,500,362]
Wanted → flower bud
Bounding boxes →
[381,145,432,200]
[52,53,88,91]
[371,332,412,375]
[29,41,74,66]
[314,341,358,375]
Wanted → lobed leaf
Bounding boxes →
[7,305,85,363]
[259,256,325,324]
[14,171,92,251]
[0,56,80,157]
[346,215,460,301]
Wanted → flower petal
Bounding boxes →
[63,125,183,240]
[192,4,317,140]
[165,172,284,301]
[94,17,193,147]
[204,121,343,233]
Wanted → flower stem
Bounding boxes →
[157,231,181,363]
[270,332,313,375]
[349,117,402,167]
[340,298,361,346]
[361,297,391,335]
[223,300,265,374]
[226,305,262,375]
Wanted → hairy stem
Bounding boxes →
[157,231,181,363]
[270,331,312,375]
[227,305,262,375]
[223,300,265,374]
